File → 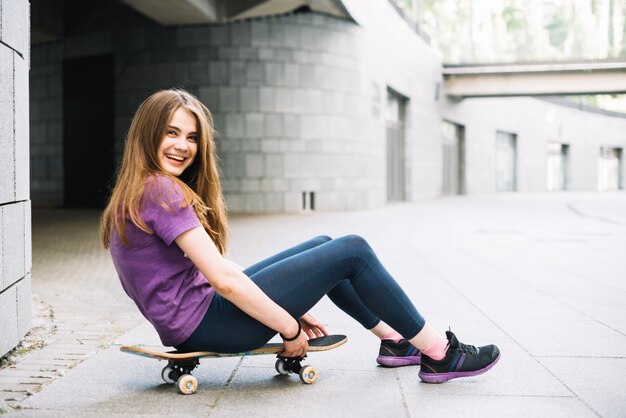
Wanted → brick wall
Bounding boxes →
[0,0,32,357]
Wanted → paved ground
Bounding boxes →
[1,192,625,417]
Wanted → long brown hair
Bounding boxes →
[100,89,228,254]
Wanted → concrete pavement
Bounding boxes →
[2,192,626,417]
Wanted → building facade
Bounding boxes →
[30,0,444,212]
[442,97,626,195]
[28,0,626,214]
[29,0,626,213]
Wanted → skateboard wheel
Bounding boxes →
[275,359,290,375]
[177,374,198,395]
[299,365,318,384]
[161,366,178,384]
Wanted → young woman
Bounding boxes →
[100,89,500,383]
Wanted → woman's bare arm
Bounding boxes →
[224,258,244,271]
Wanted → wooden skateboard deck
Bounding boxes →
[120,334,347,394]
[120,334,347,360]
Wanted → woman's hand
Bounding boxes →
[299,313,328,339]
[281,328,309,358]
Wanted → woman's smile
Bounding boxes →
[164,153,186,165]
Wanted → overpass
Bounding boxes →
[443,60,626,98]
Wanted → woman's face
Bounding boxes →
[157,108,198,177]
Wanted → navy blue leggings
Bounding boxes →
[176,235,426,353]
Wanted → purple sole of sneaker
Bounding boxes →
[418,354,501,383]
[376,355,421,367]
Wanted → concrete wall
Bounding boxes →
[442,97,626,194]
[340,0,443,200]
[29,1,442,212]
[0,0,32,357]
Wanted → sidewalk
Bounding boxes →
[2,192,625,417]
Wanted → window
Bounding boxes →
[546,142,569,191]
[496,131,517,192]
[442,120,465,195]
[598,147,623,191]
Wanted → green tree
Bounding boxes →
[545,5,569,51]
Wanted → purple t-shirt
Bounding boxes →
[109,175,216,347]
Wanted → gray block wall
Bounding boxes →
[30,44,63,207]
[0,0,32,358]
[29,1,441,213]
[109,10,432,212]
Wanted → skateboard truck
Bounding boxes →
[161,359,200,395]
[167,359,199,380]
[275,355,318,384]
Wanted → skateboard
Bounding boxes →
[120,334,347,394]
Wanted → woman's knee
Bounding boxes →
[312,235,332,245]
[338,234,371,252]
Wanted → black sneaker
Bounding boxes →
[376,339,421,367]
[418,330,500,383]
